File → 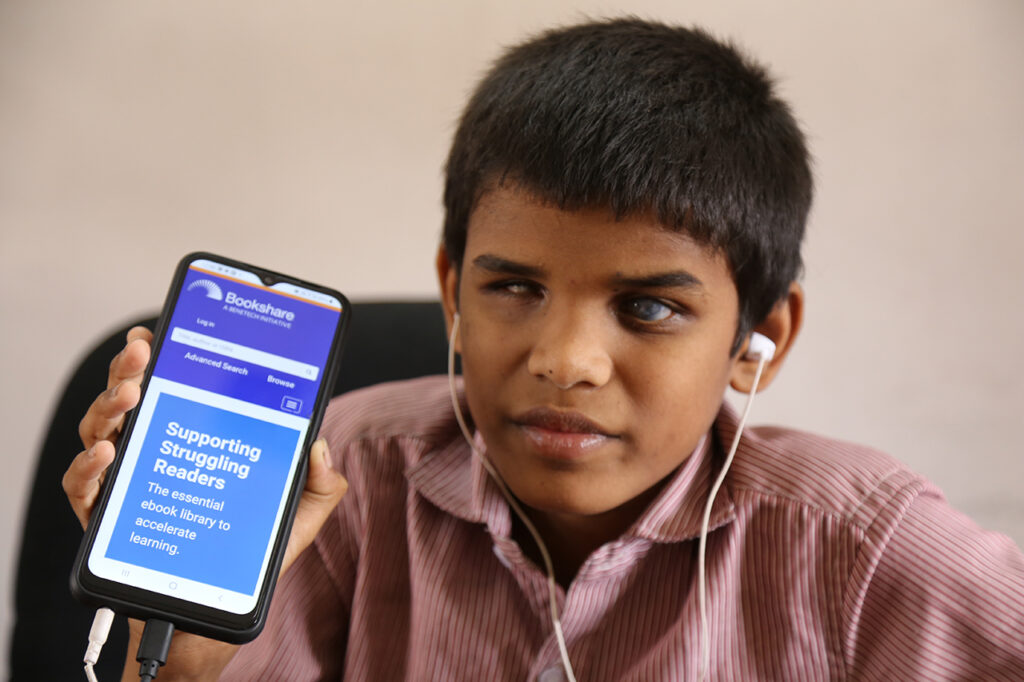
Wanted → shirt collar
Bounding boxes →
[407,402,740,544]
[630,426,734,543]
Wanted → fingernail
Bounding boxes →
[110,382,120,398]
[317,438,333,470]
[85,444,97,459]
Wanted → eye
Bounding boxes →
[483,279,543,300]
[619,297,676,323]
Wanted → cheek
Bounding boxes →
[625,353,734,434]
[459,309,531,372]
[456,318,521,415]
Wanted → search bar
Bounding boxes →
[170,327,320,381]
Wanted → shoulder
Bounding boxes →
[720,408,938,533]
[720,410,1024,672]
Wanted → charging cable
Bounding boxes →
[135,618,175,682]
[82,609,175,682]
[447,313,578,682]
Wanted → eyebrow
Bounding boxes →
[471,254,545,278]
[611,271,705,291]
[472,254,705,291]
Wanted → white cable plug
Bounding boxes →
[84,607,116,682]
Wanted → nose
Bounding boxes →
[526,306,613,390]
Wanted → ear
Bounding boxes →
[436,246,461,352]
[730,281,804,393]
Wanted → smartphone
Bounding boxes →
[71,252,349,643]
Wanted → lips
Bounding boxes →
[512,407,617,460]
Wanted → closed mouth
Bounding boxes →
[507,407,620,460]
[512,407,615,437]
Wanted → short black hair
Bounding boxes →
[443,18,813,352]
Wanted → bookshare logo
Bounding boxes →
[187,279,224,301]
[224,290,296,323]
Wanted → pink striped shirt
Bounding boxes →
[224,376,1024,680]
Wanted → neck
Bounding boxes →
[512,485,664,588]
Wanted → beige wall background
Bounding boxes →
[2,0,1022,668]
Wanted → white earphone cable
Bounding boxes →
[696,354,768,682]
[449,312,770,681]
[446,313,578,682]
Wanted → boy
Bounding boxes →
[65,18,1024,680]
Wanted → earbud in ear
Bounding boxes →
[745,332,776,362]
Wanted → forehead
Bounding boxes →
[465,185,734,287]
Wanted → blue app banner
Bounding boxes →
[152,267,340,419]
[106,393,301,594]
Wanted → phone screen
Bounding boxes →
[84,256,344,619]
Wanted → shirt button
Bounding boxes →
[538,665,567,682]
[492,544,513,569]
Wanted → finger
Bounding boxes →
[63,440,116,528]
[78,379,141,450]
[125,325,153,345]
[106,331,152,391]
[306,438,347,499]
[281,439,347,573]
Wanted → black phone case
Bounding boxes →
[70,252,350,643]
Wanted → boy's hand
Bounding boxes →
[62,328,348,680]
[64,326,152,528]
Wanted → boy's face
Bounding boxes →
[441,184,746,523]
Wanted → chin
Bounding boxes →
[510,480,628,519]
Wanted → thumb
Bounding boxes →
[281,438,348,574]
[306,438,347,498]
